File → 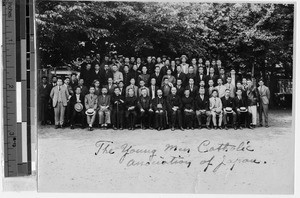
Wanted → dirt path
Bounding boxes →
[37,110,294,193]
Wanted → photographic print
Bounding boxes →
[36,1,294,193]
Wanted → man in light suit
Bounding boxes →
[85,86,98,131]
[50,78,70,129]
[209,89,223,129]
[258,79,270,127]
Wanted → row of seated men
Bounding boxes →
[41,75,256,131]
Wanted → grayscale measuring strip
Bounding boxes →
[3,0,34,177]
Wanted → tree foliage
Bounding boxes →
[36,1,293,78]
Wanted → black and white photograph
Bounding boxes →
[35,0,295,194]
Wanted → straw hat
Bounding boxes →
[85,108,95,116]
[74,103,83,112]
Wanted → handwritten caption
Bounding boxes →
[94,140,267,172]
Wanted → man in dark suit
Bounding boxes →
[186,66,196,82]
[195,87,211,129]
[221,89,237,130]
[138,88,152,129]
[69,73,78,91]
[69,86,85,129]
[152,89,167,131]
[205,67,219,87]
[102,64,113,86]
[167,87,184,131]
[122,65,132,88]
[81,63,94,86]
[195,66,206,87]
[125,88,138,130]
[150,66,163,87]
[144,56,155,75]
[218,67,227,83]
[118,81,126,97]
[111,87,125,130]
[104,77,117,96]
[185,78,198,98]
[176,65,187,87]
[77,78,89,96]
[92,64,104,85]
[39,76,51,125]
[182,89,195,130]
[234,89,252,129]
[149,78,159,100]
[175,78,185,98]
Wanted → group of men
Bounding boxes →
[39,54,270,131]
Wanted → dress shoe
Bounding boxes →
[214,126,217,130]
[265,125,269,128]
[207,126,211,130]
[249,125,253,129]
[113,126,117,130]
[55,125,59,129]
[171,127,175,131]
[180,127,184,131]
[234,126,237,130]
[120,127,123,130]
[70,125,74,129]
[225,126,228,130]
[191,127,194,130]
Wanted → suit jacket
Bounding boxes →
[103,69,113,85]
[221,96,235,109]
[186,73,196,82]
[50,85,70,107]
[125,85,139,97]
[194,95,210,111]
[149,85,158,99]
[224,83,236,98]
[176,85,185,98]
[70,94,85,110]
[181,96,194,110]
[233,96,248,111]
[104,84,117,96]
[195,73,206,86]
[150,73,163,88]
[119,87,126,97]
[92,70,103,83]
[258,85,270,105]
[78,85,89,96]
[209,97,222,112]
[85,94,98,110]
[166,94,182,111]
[218,74,227,84]
[138,96,151,110]
[97,95,111,109]
[152,97,166,111]
[185,84,199,98]
[39,84,51,100]
[176,72,187,86]
[205,74,219,87]
[111,94,125,111]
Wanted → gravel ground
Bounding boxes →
[37,109,294,194]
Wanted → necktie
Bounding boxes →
[58,86,60,91]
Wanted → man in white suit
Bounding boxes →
[50,78,70,129]
[209,89,223,129]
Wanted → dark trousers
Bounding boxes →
[196,110,211,126]
[237,111,251,127]
[184,110,195,128]
[40,98,49,123]
[126,110,137,128]
[64,102,71,125]
[112,109,124,128]
[70,110,85,127]
[140,110,151,128]
[223,111,237,126]
[169,109,182,128]
[49,99,55,124]
[155,110,166,129]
